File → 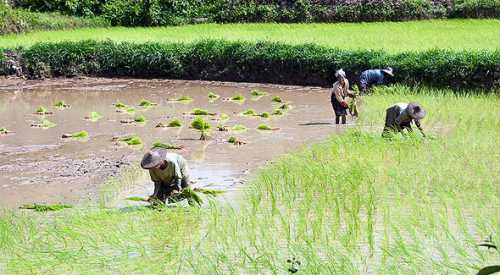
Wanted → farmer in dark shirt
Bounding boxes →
[360,67,394,93]
[382,102,426,137]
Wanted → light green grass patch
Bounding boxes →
[3,20,500,52]
[19,203,72,212]
[1,87,498,274]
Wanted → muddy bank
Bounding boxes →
[0,77,349,207]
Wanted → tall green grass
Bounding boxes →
[1,20,499,52]
[0,87,498,273]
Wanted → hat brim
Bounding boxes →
[141,155,163,169]
[382,70,394,76]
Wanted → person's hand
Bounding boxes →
[341,101,348,108]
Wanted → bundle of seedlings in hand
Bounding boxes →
[208,91,220,101]
[35,106,53,115]
[20,203,72,212]
[191,108,216,116]
[191,117,211,140]
[228,136,246,146]
[84,111,103,122]
[241,108,258,116]
[272,96,283,103]
[54,100,70,109]
[257,123,279,131]
[151,142,184,150]
[138,99,157,107]
[62,130,89,139]
[348,85,360,117]
[250,89,268,98]
[168,188,203,206]
[31,118,56,129]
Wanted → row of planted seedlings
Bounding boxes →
[1,89,292,147]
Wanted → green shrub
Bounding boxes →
[10,40,500,89]
[0,3,109,34]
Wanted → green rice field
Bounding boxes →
[1,20,500,52]
[1,86,498,273]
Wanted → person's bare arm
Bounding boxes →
[415,120,426,137]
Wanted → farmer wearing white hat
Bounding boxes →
[141,149,191,203]
[331,69,356,124]
[359,67,394,94]
[382,102,427,137]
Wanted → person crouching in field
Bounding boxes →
[141,149,191,203]
[331,69,356,124]
[382,102,426,137]
[360,67,394,94]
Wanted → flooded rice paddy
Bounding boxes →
[0,78,346,207]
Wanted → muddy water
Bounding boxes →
[0,78,348,207]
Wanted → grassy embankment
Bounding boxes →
[1,19,500,52]
[0,86,498,273]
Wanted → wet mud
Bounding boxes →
[0,77,350,207]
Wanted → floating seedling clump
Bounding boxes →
[151,142,184,150]
[257,123,279,131]
[208,91,220,102]
[119,136,143,146]
[170,96,193,104]
[31,118,56,129]
[167,118,183,127]
[62,131,89,139]
[85,111,103,122]
[241,108,258,116]
[231,124,247,132]
[54,100,70,109]
[272,96,283,103]
[113,101,127,108]
[191,108,216,116]
[230,94,246,104]
[0,128,13,135]
[191,117,211,140]
[20,203,72,212]
[251,89,268,97]
[35,106,53,115]
[138,99,157,107]
[134,115,146,123]
[259,112,270,118]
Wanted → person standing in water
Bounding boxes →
[331,69,355,124]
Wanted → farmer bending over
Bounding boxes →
[331,69,355,124]
[382,102,426,137]
[141,149,191,203]
[359,67,394,94]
